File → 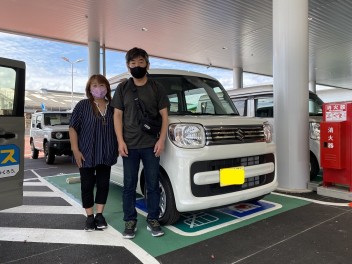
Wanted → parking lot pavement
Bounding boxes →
[0,156,159,264]
[3,134,352,263]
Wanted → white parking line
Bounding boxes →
[23,191,61,197]
[272,192,351,207]
[1,205,85,214]
[23,182,47,186]
[15,169,160,264]
[0,227,124,246]
[24,167,58,171]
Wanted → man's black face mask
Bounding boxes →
[130,66,147,79]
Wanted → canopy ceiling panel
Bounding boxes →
[1,0,352,88]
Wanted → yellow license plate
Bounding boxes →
[219,167,245,186]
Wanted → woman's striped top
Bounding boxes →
[69,99,118,168]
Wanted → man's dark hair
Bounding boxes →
[125,47,149,64]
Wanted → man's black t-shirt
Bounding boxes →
[111,77,169,149]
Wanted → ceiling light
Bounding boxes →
[222,47,228,50]
[141,27,148,32]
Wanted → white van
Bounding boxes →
[227,85,323,180]
[109,69,277,225]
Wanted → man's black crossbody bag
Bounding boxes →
[132,87,162,137]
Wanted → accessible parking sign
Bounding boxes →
[136,198,281,236]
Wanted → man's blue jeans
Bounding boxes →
[122,147,160,221]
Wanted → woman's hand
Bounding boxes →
[72,149,85,168]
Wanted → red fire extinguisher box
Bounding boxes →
[321,101,352,191]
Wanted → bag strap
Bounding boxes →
[130,77,159,117]
[131,85,147,117]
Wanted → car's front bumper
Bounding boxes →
[49,140,71,155]
[161,142,277,212]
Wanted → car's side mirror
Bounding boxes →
[36,123,42,129]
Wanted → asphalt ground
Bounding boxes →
[1,136,352,263]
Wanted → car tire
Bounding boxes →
[30,140,39,159]
[310,152,320,181]
[44,142,55,164]
[144,171,180,225]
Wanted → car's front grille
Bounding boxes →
[204,125,265,145]
[190,154,275,197]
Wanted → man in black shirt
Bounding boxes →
[111,47,169,239]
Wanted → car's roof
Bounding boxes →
[108,68,217,86]
[227,84,316,98]
[227,85,273,98]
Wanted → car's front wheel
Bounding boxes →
[144,171,180,225]
[30,140,39,159]
[44,142,55,164]
[158,173,180,225]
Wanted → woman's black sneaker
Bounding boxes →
[95,214,108,229]
[85,215,96,231]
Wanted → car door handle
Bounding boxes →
[0,132,16,139]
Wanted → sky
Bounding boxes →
[0,32,273,94]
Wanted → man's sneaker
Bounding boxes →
[84,216,96,232]
[95,214,107,229]
[146,219,164,237]
[123,220,137,239]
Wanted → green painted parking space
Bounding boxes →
[135,198,281,236]
[45,174,310,257]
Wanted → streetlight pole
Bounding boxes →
[62,57,84,110]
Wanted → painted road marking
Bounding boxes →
[24,182,49,186]
[0,227,124,246]
[38,172,159,264]
[0,170,160,264]
[136,198,282,236]
[23,191,62,197]
[272,192,351,207]
[1,205,85,214]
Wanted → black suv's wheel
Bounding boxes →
[44,142,55,164]
[30,140,39,159]
[144,171,180,225]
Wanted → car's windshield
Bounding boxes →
[149,74,239,115]
[309,92,323,116]
[43,113,72,126]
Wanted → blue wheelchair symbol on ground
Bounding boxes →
[0,144,20,178]
[135,197,281,236]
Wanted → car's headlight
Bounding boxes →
[53,132,63,139]
[169,123,205,148]
[263,121,273,143]
[310,122,320,140]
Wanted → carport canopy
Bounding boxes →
[1,0,351,191]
